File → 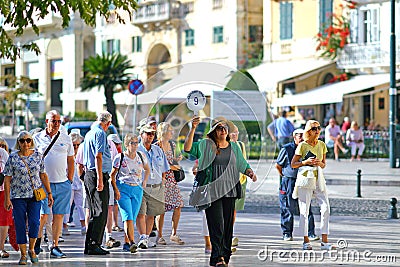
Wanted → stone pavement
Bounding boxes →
[178,158,400,219]
[1,212,399,266]
[1,158,399,266]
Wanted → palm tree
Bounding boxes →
[81,53,133,129]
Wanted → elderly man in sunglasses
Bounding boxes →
[33,110,75,258]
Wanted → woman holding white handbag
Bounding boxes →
[291,120,335,251]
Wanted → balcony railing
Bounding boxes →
[337,42,400,69]
[2,12,62,32]
[132,1,183,25]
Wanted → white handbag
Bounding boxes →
[295,166,317,189]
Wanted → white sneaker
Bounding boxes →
[321,242,336,250]
[303,242,312,250]
[67,222,76,227]
[148,240,157,248]
[138,237,148,249]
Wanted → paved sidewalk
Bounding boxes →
[1,212,398,266]
[178,158,400,219]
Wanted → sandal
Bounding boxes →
[112,226,123,232]
[0,250,9,258]
[18,255,28,265]
[215,260,228,267]
[28,250,39,263]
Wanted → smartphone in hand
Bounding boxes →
[304,151,316,160]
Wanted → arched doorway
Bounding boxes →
[46,39,63,111]
[147,43,171,89]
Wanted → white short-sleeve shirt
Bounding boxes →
[33,130,74,183]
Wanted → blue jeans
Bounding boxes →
[12,198,41,244]
[279,177,315,237]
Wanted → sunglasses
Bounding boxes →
[73,144,80,148]
[216,125,228,131]
[310,126,321,132]
[19,138,32,144]
[145,132,155,136]
[50,120,62,124]
[129,141,139,145]
[0,144,6,148]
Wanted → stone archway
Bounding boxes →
[46,39,64,110]
[147,43,171,87]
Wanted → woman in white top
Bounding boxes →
[346,121,365,161]
[110,133,150,253]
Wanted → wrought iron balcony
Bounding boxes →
[337,42,400,69]
[132,1,183,25]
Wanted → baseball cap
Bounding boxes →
[293,128,304,136]
[107,134,122,144]
[146,116,157,124]
[140,124,156,134]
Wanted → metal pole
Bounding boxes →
[389,0,397,168]
[356,169,362,198]
[133,95,138,134]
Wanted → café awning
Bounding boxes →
[272,73,393,107]
[247,58,334,92]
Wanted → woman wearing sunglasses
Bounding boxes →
[3,131,53,265]
[110,133,150,253]
[185,117,257,267]
[291,120,334,251]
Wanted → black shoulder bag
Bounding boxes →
[168,140,185,183]
[43,131,60,158]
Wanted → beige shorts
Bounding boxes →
[139,184,165,216]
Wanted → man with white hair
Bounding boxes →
[33,110,74,258]
[82,111,113,255]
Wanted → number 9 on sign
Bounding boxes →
[186,90,206,115]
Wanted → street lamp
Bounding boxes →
[389,0,397,168]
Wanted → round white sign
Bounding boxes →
[186,90,206,114]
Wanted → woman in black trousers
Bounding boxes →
[185,116,257,267]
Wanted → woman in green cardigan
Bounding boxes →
[184,116,257,267]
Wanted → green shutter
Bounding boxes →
[114,39,120,53]
[102,41,107,54]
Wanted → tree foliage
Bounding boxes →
[0,0,137,61]
[80,53,133,129]
[225,69,259,91]
[0,75,38,134]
